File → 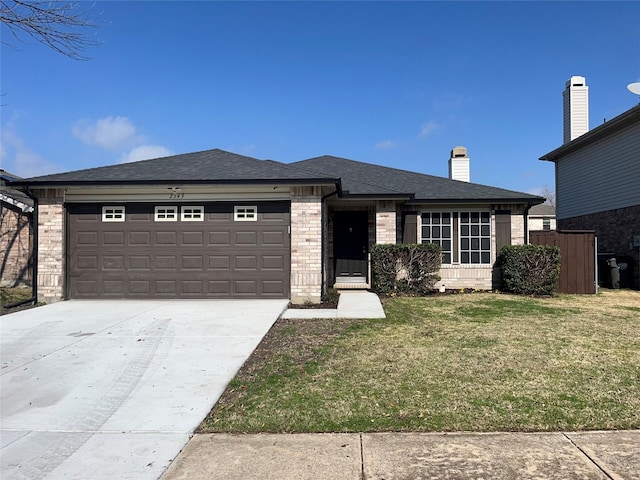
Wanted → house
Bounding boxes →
[10,148,544,304]
[540,76,640,289]
[1,170,34,288]
[527,204,556,232]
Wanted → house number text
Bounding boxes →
[169,192,185,199]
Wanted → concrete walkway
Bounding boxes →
[282,291,386,319]
[162,431,640,480]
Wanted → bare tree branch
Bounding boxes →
[0,0,100,60]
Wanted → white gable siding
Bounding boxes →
[556,121,640,219]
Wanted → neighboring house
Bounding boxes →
[540,76,640,289]
[527,204,556,232]
[1,170,34,288]
[10,148,543,304]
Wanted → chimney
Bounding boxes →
[563,76,589,144]
[449,146,470,182]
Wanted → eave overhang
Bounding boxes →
[540,104,640,162]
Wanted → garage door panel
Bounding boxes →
[182,231,204,245]
[181,255,204,270]
[103,231,124,246]
[130,231,151,245]
[156,231,177,245]
[209,231,230,245]
[76,231,98,246]
[235,231,257,245]
[209,256,230,270]
[103,255,125,270]
[68,201,290,299]
[155,280,176,294]
[129,256,151,270]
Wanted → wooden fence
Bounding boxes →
[530,230,596,294]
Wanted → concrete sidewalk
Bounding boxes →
[161,431,640,480]
[282,291,386,319]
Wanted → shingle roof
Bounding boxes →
[11,149,338,186]
[11,148,544,205]
[291,155,544,203]
[1,170,34,209]
[528,204,556,216]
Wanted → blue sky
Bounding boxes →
[2,1,639,196]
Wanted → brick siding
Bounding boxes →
[290,186,323,303]
[375,200,397,244]
[36,189,65,303]
[0,204,32,287]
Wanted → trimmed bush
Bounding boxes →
[497,244,561,296]
[372,243,442,295]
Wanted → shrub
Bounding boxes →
[371,243,442,295]
[497,244,560,296]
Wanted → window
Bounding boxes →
[234,206,257,221]
[420,210,492,264]
[459,211,491,264]
[543,217,551,231]
[155,206,177,221]
[102,206,125,222]
[181,206,204,221]
[421,212,452,263]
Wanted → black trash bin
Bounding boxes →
[616,256,634,289]
[607,258,620,289]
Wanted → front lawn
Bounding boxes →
[200,290,640,433]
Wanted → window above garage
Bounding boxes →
[155,206,178,221]
[181,206,204,221]
[234,206,257,221]
[102,206,125,222]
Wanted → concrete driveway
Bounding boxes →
[1,299,288,480]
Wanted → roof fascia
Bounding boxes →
[10,178,341,189]
[406,197,545,205]
[540,104,640,162]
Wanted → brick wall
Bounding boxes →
[36,189,65,303]
[0,205,32,287]
[559,205,640,289]
[375,200,397,244]
[290,186,322,303]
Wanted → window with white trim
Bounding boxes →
[234,206,257,221]
[181,206,204,221]
[459,211,491,264]
[420,211,492,264]
[543,217,551,231]
[102,206,125,222]
[420,212,452,263]
[155,206,178,221]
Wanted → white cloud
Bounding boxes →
[420,120,439,137]
[1,127,62,177]
[72,116,141,150]
[120,145,174,163]
[374,140,401,150]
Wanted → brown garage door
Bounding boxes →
[67,202,290,299]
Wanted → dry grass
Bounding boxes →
[200,290,640,433]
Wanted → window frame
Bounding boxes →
[102,206,125,222]
[154,206,178,222]
[419,212,453,264]
[181,206,204,222]
[234,205,257,222]
[419,210,492,265]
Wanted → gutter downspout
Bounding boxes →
[4,186,38,309]
[321,188,339,299]
[524,202,534,244]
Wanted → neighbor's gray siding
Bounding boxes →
[555,121,640,220]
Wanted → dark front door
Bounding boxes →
[333,211,368,280]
